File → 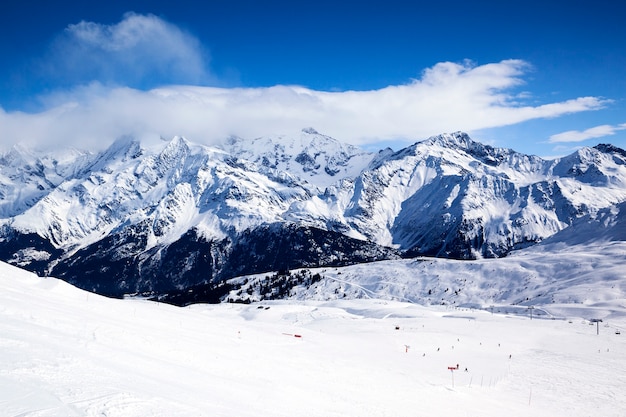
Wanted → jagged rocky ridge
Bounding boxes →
[1,130,625,297]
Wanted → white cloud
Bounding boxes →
[42,12,211,88]
[548,123,626,143]
[0,60,611,151]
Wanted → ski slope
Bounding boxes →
[1,261,625,417]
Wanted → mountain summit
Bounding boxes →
[1,131,625,296]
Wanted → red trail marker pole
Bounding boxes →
[447,366,456,387]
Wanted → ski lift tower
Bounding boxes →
[590,318,603,335]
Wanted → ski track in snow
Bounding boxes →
[1,261,626,417]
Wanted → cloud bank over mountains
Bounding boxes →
[0,13,614,151]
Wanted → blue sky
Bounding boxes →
[1,0,625,157]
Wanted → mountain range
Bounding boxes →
[1,129,625,298]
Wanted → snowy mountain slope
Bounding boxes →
[2,260,625,417]
[1,130,625,296]
[530,200,626,246]
[155,200,625,311]
[45,222,397,296]
[216,202,626,312]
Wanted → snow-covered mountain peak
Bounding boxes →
[424,131,474,149]
[403,132,554,186]
[301,127,320,134]
[595,143,626,158]
[1,142,91,171]
[0,143,38,167]
[552,143,626,186]
[161,135,191,156]
[0,144,93,218]
[421,131,525,167]
[217,128,375,189]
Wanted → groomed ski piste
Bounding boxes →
[1,258,625,417]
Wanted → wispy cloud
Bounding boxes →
[41,12,212,89]
[548,123,626,143]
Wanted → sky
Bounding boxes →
[0,0,625,158]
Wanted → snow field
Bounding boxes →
[1,261,625,417]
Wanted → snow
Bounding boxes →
[218,129,374,190]
[2,260,625,417]
[3,131,626,267]
[7,248,51,267]
[1,132,625,416]
[226,236,626,311]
